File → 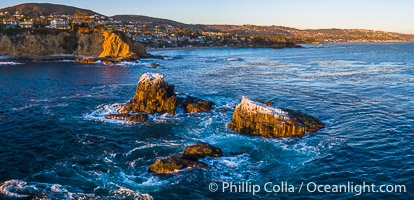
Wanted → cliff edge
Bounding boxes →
[0,29,152,60]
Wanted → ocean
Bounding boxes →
[0,43,413,199]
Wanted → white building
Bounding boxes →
[20,20,33,28]
[48,19,69,29]
[3,18,18,28]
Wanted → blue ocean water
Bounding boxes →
[0,43,413,199]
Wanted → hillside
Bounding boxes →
[0,3,101,16]
[112,15,186,27]
[1,3,413,43]
[203,25,414,43]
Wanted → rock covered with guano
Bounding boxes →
[118,73,177,114]
[227,97,324,137]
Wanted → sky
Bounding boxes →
[1,0,413,34]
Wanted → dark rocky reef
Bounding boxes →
[255,100,274,106]
[182,141,223,161]
[148,157,209,174]
[150,63,160,67]
[228,97,324,137]
[148,141,222,174]
[177,96,215,113]
[105,113,148,122]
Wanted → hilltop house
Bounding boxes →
[20,20,33,28]
[3,17,18,28]
[47,19,69,29]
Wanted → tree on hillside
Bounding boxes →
[40,17,48,25]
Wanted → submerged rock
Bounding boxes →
[118,73,177,114]
[178,96,215,113]
[125,113,148,122]
[150,63,160,67]
[105,113,131,120]
[148,157,209,174]
[256,100,274,106]
[75,57,98,64]
[104,113,148,122]
[227,97,324,137]
[182,141,223,161]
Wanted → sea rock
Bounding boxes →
[105,113,131,120]
[227,96,324,137]
[125,113,148,122]
[178,96,215,113]
[148,157,209,174]
[75,57,98,64]
[150,63,160,67]
[104,113,148,122]
[118,73,177,114]
[102,60,116,65]
[118,73,215,116]
[182,141,223,161]
[256,100,274,106]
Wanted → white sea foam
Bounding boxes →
[83,103,127,123]
[0,179,154,199]
[114,61,143,66]
[125,141,188,156]
[0,61,22,65]
[0,180,30,198]
[201,154,262,182]
[138,176,168,187]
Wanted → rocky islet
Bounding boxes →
[148,141,222,174]
[106,72,215,122]
[227,96,324,137]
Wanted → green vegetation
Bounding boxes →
[60,34,78,53]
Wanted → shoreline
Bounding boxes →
[146,45,305,52]
[147,46,238,52]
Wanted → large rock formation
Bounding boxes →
[116,72,215,116]
[228,97,324,137]
[0,30,152,61]
[148,141,222,174]
[117,73,177,115]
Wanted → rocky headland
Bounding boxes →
[148,141,222,174]
[105,73,215,122]
[227,97,324,137]
[0,29,153,63]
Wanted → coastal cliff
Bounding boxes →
[0,29,151,60]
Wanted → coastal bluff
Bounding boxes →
[0,30,152,61]
[228,97,324,137]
